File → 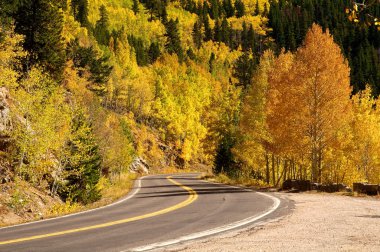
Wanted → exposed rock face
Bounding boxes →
[129,157,149,174]
[0,87,12,135]
[0,87,12,152]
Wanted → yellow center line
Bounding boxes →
[0,176,198,246]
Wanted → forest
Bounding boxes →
[0,0,379,208]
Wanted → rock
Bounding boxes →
[0,87,12,133]
[129,157,149,174]
[0,87,12,152]
[282,179,311,191]
[353,183,379,195]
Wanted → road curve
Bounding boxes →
[0,173,287,252]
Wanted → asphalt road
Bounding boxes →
[0,173,288,252]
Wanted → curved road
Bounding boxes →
[0,173,287,252]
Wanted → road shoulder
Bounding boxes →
[167,193,380,252]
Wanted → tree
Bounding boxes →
[71,0,89,27]
[68,41,112,96]
[351,87,380,184]
[234,51,274,179]
[59,110,101,204]
[12,0,65,79]
[223,0,235,18]
[132,0,139,14]
[192,19,203,49]
[294,24,352,182]
[254,0,260,16]
[94,5,110,46]
[235,0,245,18]
[164,19,184,60]
[148,42,161,63]
[233,52,256,90]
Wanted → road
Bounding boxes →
[0,173,287,252]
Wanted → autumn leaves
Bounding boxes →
[235,24,379,185]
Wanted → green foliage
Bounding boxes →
[233,52,257,90]
[94,5,110,46]
[59,110,101,204]
[213,132,237,175]
[68,40,113,95]
[71,0,90,28]
[11,0,66,80]
[164,19,184,61]
[268,0,380,95]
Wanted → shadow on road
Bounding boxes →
[137,187,250,199]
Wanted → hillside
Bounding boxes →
[0,0,380,223]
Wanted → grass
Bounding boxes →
[202,173,271,189]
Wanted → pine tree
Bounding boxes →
[235,0,245,18]
[247,25,256,52]
[164,19,184,60]
[204,16,213,41]
[12,0,65,80]
[214,133,237,175]
[223,0,235,18]
[59,111,101,204]
[254,0,260,16]
[192,19,203,49]
[209,52,216,73]
[210,0,219,19]
[94,5,110,46]
[132,0,139,14]
[71,0,89,27]
[148,42,160,63]
[221,17,230,44]
[233,52,256,90]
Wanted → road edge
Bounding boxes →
[0,175,148,231]
[128,185,281,252]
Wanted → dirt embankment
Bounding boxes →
[171,193,380,252]
[0,181,62,227]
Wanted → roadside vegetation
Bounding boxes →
[0,0,379,225]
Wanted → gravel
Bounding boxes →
[167,193,380,252]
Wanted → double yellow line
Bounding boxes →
[0,176,198,246]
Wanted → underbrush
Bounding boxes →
[203,173,270,188]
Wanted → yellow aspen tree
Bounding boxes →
[351,87,380,184]
[234,50,274,172]
[294,24,352,183]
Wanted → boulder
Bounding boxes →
[129,157,149,174]
[0,87,12,133]
[0,87,12,151]
[282,179,311,191]
[353,183,379,195]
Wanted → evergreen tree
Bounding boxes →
[132,0,139,14]
[68,41,112,95]
[233,52,256,90]
[213,133,237,175]
[235,0,245,18]
[71,0,89,27]
[247,24,256,52]
[204,16,213,41]
[210,0,220,19]
[223,0,235,18]
[254,0,260,16]
[94,5,110,46]
[164,18,184,60]
[214,19,222,42]
[263,2,269,17]
[59,111,101,204]
[148,42,161,64]
[12,0,65,79]
[192,19,203,49]
[221,17,230,44]
[209,52,216,73]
